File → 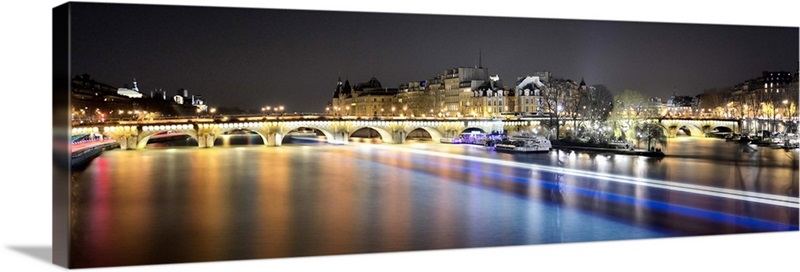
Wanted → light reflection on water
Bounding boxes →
[69,137,799,267]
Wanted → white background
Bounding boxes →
[1,0,798,271]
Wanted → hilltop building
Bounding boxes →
[117,78,143,98]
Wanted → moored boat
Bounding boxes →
[494,135,552,153]
[782,134,799,149]
[770,136,785,149]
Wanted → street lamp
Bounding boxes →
[636,132,642,148]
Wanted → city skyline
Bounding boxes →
[70,3,798,113]
[42,1,800,271]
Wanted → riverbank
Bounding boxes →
[71,140,119,170]
[551,144,665,157]
[551,140,665,157]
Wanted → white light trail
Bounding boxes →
[362,144,800,209]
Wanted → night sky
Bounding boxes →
[70,2,798,113]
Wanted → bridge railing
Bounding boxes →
[71,114,558,127]
[71,114,749,127]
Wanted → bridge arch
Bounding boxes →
[350,126,394,143]
[667,125,703,137]
[283,127,334,143]
[136,131,198,149]
[216,127,268,146]
[406,127,444,142]
[662,120,703,138]
[711,126,733,133]
[460,127,487,134]
[213,128,268,147]
[137,124,198,149]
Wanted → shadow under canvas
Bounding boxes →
[7,246,53,264]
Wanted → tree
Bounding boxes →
[637,122,668,150]
[697,87,731,117]
[564,82,584,137]
[608,89,650,140]
[581,84,614,125]
[539,77,573,140]
[787,101,797,119]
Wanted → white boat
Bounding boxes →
[494,135,552,153]
[770,136,785,148]
[783,134,799,149]
[770,133,799,149]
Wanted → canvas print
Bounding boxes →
[53,2,799,268]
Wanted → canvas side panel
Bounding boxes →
[52,2,71,268]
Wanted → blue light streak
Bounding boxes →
[368,144,799,207]
[357,144,798,232]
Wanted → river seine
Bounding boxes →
[69,136,798,267]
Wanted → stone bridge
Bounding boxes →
[658,118,740,137]
[71,116,547,150]
[70,116,741,150]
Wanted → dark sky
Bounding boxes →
[70,3,798,112]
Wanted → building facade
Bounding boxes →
[468,75,508,117]
[331,77,399,117]
[731,71,796,119]
[514,74,548,115]
[443,67,490,117]
[665,94,698,117]
[397,80,437,117]
[329,66,583,119]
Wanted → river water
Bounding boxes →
[68,136,799,267]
